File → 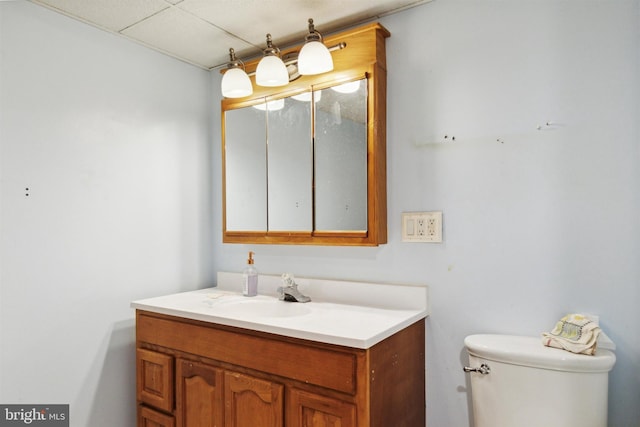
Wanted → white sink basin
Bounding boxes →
[211,297,312,318]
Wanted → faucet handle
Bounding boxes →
[281,273,296,287]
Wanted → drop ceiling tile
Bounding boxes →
[177,0,350,48]
[29,0,431,69]
[121,7,258,68]
[178,0,430,49]
[31,0,171,32]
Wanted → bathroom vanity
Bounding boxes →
[132,274,428,427]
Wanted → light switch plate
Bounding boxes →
[402,212,443,243]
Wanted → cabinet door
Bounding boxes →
[224,371,283,427]
[139,405,175,427]
[137,348,174,413]
[287,388,356,427]
[176,359,224,427]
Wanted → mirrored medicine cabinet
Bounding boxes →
[221,23,389,246]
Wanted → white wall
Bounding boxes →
[0,2,213,426]
[211,1,640,426]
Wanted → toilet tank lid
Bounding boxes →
[464,334,616,373]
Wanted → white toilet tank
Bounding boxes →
[464,334,616,427]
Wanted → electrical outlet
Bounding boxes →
[402,212,442,243]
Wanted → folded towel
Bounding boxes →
[542,313,601,355]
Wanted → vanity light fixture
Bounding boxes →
[221,19,346,98]
[221,48,253,98]
[255,34,289,87]
[297,18,333,75]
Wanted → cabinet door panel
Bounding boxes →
[287,388,356,427]
[139,405,175,427]
[137,348,174,413]
[176,359,224,427]
[224,371,283,427]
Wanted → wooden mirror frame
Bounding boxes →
[221,23,389,246]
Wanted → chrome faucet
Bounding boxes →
[277,273,311,303]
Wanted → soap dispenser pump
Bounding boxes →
[242,251,258,297]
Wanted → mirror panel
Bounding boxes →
[314,79,368,231]
[224,105,267,231]
[267,96,313,231]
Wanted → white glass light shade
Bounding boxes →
[256,55,289,87]
[331,80,361,94]
[298,41,333,75]
[221,67,253,98]
[252,99,285,111]
[291,91,322,103]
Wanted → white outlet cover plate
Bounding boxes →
[402,211,443,243]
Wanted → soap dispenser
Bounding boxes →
[242,251,258,297]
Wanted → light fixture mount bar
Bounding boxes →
[244,42,346,78]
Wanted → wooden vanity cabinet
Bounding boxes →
[135,310,425,427]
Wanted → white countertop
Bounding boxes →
[131,273,429,349]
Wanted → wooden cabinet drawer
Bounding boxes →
[137,312,359,394]
[137,348,174,413]
[138,405,175,427]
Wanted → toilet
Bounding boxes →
[464,334,616,427]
